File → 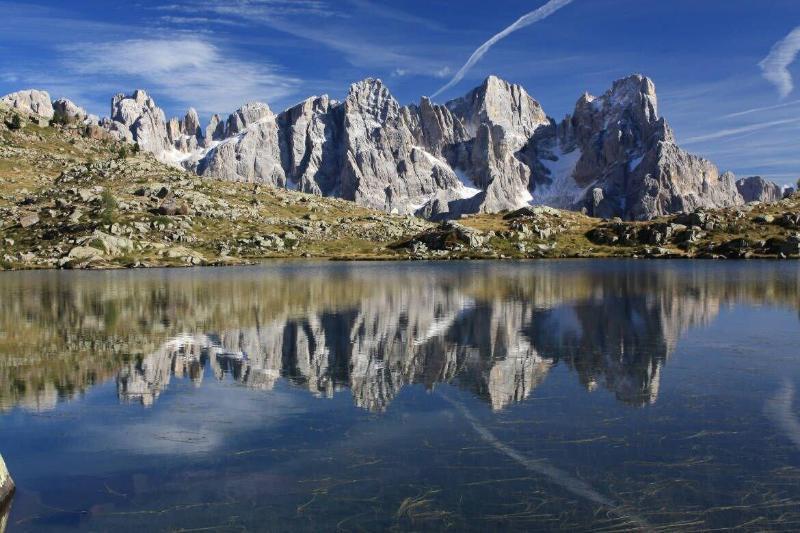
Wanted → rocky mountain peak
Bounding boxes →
[111,90,161,124]
[225,102,272,136]
[183,108,202,138]
[108,90,170,157]
[446,75,548,142]
[571,74,668,143]
[345,78,399,127]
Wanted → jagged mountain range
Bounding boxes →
[1,75,788,220]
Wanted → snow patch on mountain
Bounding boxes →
[531,147,586,208]
[455,168,482,199]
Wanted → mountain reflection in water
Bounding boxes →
[2,260,798,413]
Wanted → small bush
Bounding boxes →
[99,190,118,225]
[7,114,22,130]
[50,114,68,127]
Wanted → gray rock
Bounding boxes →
[736,176,783,203]
[68,245,100,258]
[194,103,287,186]
[106,90,170,160]
[0,453,13,504]
[87,74,747,221]
[1,89,54,119]
[19,214,39,228]
[52,98,93,124]
[525,74,743,220]
[157,196,190,216]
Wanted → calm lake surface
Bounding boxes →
[1,260,799,531]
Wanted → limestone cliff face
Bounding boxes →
[2,74,754,219]
[194,103,287,186]
[736,175,784,203]
[104,90,171,159]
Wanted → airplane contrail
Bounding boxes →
[441,392,653,531]
[760,26,800,99]
[432,0,576,98]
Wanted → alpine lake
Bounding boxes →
[1,259,799,531]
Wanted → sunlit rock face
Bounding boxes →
[8,72,745,219]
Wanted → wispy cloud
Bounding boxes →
[346,0,445,31]
[432,0,575,98]
[682,117,800,145]
[62,37,300,115]
[155,0,455,83]
[155,0,337,17]
[721,98,800,119]
[759,26,800,99]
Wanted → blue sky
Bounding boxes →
[1,0,798,184]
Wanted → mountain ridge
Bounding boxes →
[1,75,788,220]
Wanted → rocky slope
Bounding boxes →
[4,74,779,220]
[0,102,431,270]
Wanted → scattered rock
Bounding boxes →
[19,214,39,228]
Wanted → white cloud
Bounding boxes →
[61,37,300,115]
[432,0,575,98]
[759,26,800,99]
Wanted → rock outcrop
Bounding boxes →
[0,89,54,119]
[194,102,287,186]
[736,175,783,203]
[103,90,172,160]
[52,98,97,125]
